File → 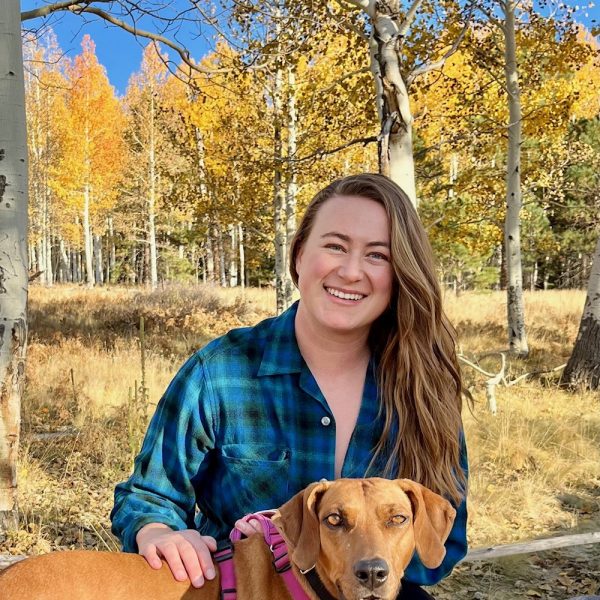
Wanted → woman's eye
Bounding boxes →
[368,252,389,261]
[389,515,407,526]
[325,244,344,252]
[325,513,343,527]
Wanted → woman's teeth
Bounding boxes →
[326,287,365,301]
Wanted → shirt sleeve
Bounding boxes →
[403,431,469,586]
[110,354,216,552]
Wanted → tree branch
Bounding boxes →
[290,135,377,163]
[21,0,106,21]
[407,2,475,85]
[398,0,424,37]
[21,2,227,75]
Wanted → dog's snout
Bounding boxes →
[353,558,389,589]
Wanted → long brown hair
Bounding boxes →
[289,173,466,503]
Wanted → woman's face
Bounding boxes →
[295,195,394,339]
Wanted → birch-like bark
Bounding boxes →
[284,64,297,309]
[59,238,70,282]
[503,0,528,356]
[272,19,286,313]
[0,0,28,531]
[238,223,245,290]
[93,234,103,285]
[82,183,94,286]
[228,223,238,287]
[205,234,215,286]
[365,1,418,206]
[562,237,600,389]
[148,92,158,290]
[108,215,116,284]
[216,222,226,287]
[194,126,215,286]
[44,193,52,285]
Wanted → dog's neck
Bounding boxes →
[291,564,339,600]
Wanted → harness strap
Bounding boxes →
[213,540,236,600]
[215,511,329,600]
[303,568,339,600]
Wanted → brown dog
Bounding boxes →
[0,478,455,600]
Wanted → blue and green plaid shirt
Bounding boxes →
[111,301,468,585]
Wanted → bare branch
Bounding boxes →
[290,135,378,164]
[21,2,226,75]
[21,0,107,21]
[407,2,475,85]
[339,0,374,14]
[398,0,424,37]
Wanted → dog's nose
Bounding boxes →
[353,558,389,589]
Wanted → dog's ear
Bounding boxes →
[272,481,330,572]
[396,479,456,569]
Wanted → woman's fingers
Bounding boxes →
[139,543,163,569]
[157,540,189,583]
[234,517,263,537]
[137,527,216,588]
[177,539,206,587]
[193,536,217,582]
[201,535,218,553]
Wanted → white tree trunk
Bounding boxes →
[504,0,528,356]
[194,126,215,286]
[562,236,600,389]
[205,235,215,286]
[83,183,94,287]
[108,216,116,284]
[148,93,158,290]
[59,238,70,282]
[93,234,103,285]
[238,223,245,290]
[368,2,418,206]
[228,223,238,287]
[284,64,297,309]
[0,0,29,531]
[273,41,286,314]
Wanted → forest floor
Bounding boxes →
[1,285,598,599]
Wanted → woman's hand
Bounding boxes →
[233,516,264,538]
[136,523,217,588]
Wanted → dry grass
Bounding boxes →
[3,285,599,598]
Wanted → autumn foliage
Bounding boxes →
[23,19,599,292]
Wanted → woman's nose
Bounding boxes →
[337,253,363,281]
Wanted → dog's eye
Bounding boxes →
[325,513,343,527]
[389,514,408,526]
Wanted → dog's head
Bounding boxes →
[272,478,456,600]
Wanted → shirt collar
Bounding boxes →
[257,301,304,376]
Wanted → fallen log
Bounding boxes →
[464,531,600,561]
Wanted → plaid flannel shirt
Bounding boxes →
[111,301,468,585]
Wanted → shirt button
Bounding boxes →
[321,416,331,426]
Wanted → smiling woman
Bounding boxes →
[294,195,393,342]
[111,173,468,600]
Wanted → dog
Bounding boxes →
[0,478,456,600]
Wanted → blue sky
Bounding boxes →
[21,0,216,95]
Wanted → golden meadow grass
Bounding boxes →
[5,286,599,597]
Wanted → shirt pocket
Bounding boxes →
[214,444,291,517]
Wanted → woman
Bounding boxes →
[111,174,468,599]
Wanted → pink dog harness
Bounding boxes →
[213,511,317,600]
